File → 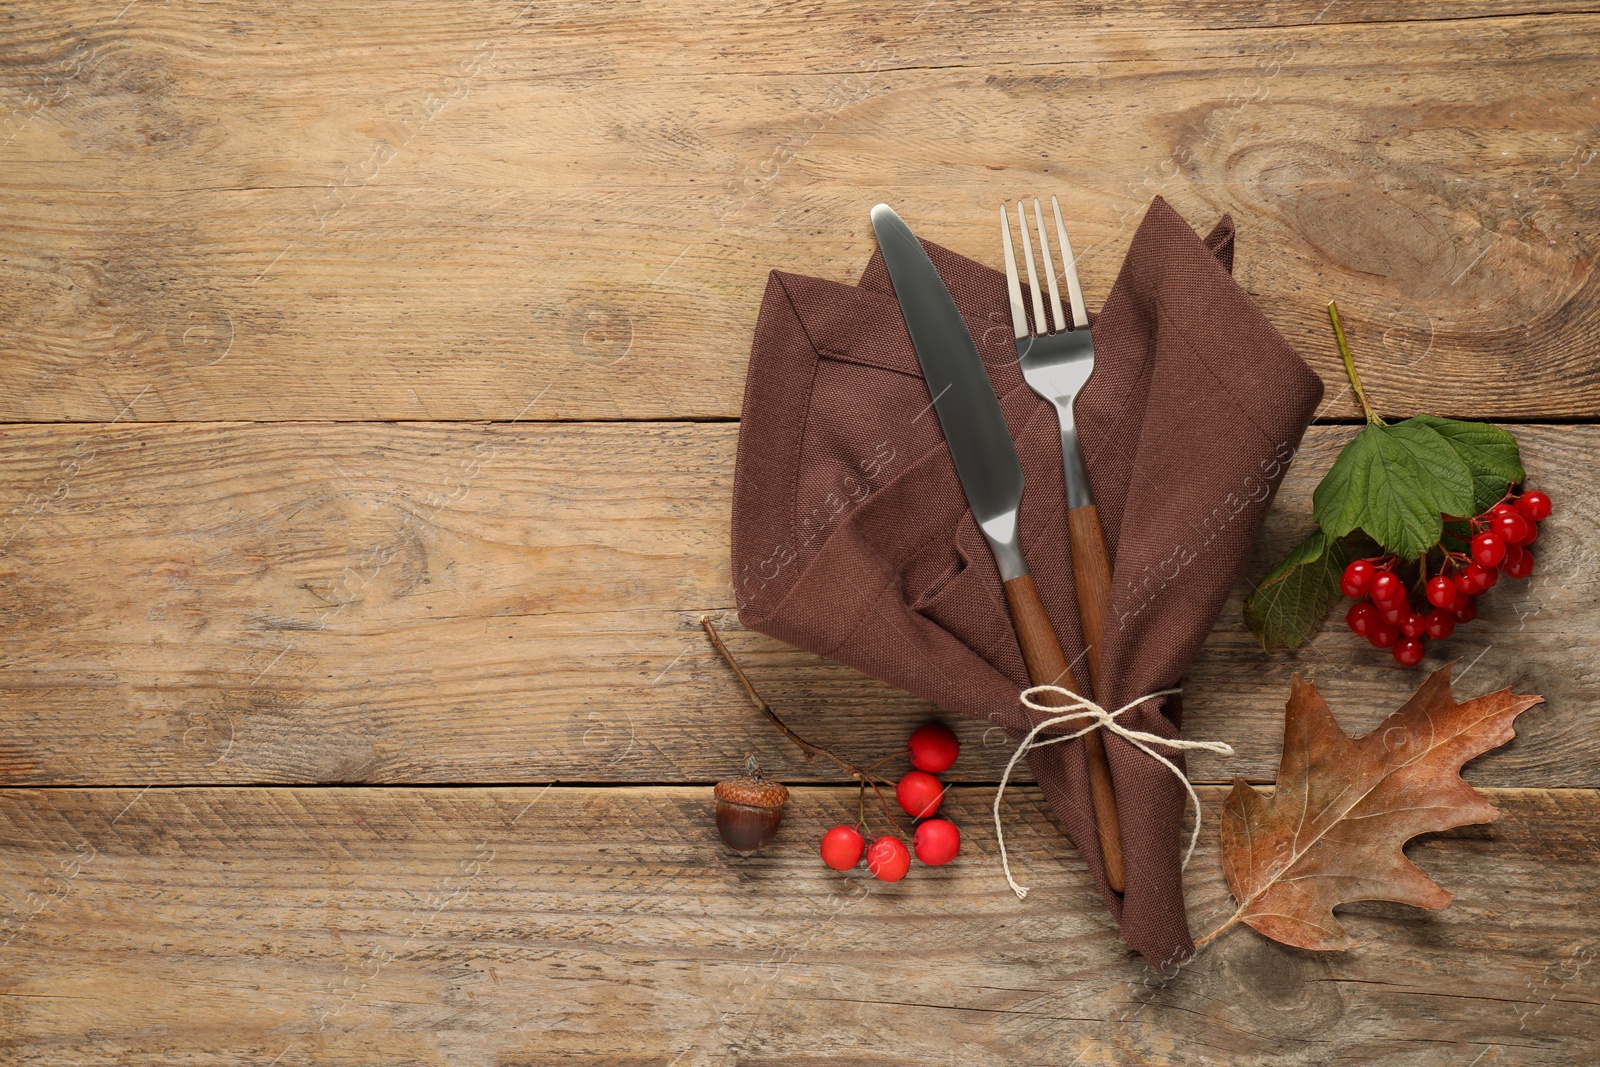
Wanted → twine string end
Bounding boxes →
[993,685,1235,898]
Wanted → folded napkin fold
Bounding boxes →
[730,197,1323,964]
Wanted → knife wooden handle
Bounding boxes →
[1001,570,1126,894]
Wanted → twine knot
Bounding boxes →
[993,685,1235,899]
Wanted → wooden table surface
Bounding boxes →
[3,3,1597,1064]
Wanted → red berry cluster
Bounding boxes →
[819,722,963,880]
[1340,489,1550,666]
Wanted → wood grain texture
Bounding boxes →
[1,783,1596,1066]
[1004,570,1125,892]
[1,3,1597,421]
[2,4,1596,1060]
[0,421,1591,788]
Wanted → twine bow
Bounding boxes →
[993,685,1235,899]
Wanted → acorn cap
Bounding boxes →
[714,775,789,809]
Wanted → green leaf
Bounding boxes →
[1361,422,1465,557]
[1411,415,1524,515]
[1313,421,1474,559]
[1244,529,1351,652]
[1312,428,1373,540]
[1385,419,1476,518]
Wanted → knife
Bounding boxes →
[870,203,1126,893]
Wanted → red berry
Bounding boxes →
[1370,571,1404,605]
[1424,609,1456,640]
[866,835,911,881]
[895,770,945,819]
[1471,533,1506,567]
[1454,596,1479,623]
[1340,560,1376,598]
[1426,575,1458,609]
[1516,490,1551,523]
[1503,545,1534,579]
[1393,636,1426,667]
[1464,563,1498,593]
[1493,511,1534,547]
[1489,502,1516,518]
[1369,623,1400,649]
[1449,586,1469,612]
[912,818,961,866]
[1399,611,1426,639]
[820,825,865,870]
[1346,601,1379,637]
[906,722,960,773]
[1380,602,1410,626]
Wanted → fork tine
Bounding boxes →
[1051,195,1089,329]
[1032,198,1066,333]
[1015,201,1047,336]
[999,205,1029,340]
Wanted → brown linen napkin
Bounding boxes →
[730,197,1323,965]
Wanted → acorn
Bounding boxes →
[714,756,789,855]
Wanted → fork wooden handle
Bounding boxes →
[1064,504,1124,891]
[1002,567,1126,895]
[1066,505,1113,698]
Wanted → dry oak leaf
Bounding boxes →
[1215,664,1541,951]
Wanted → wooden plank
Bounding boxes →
[1,5,1596,421]
[0,421,1592,787]
[0,784,1595,1064]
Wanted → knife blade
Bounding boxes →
[870,203,1126,893]
[868,204,1028,582]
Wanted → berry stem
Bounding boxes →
[1328,301,1384,426]
[702,615,909,835]
[862,751,900,773]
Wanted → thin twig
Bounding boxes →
[700,615,844,770]
[701,614,908,836]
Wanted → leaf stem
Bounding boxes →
[1328,301,1384,426]
[1193,908,1243,950]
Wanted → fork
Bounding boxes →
[1000,195,1125,894]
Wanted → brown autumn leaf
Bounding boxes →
[1213,664,1541,951]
